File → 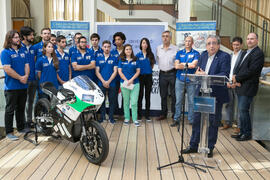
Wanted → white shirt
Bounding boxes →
[229,50,241,80]
[156,44,178,71]
[240,46,256,66]
[205,54,216,74]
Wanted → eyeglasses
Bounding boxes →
[80,41,87,44]
[13,36,20,39]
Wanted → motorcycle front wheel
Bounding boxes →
[80,120,109,165]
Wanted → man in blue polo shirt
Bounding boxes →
[89,33,103,84]
[111,32,126,116]
[96,40,118,124]
[32,27,51,59]
[71,36,95,79]
[56,35,71,86]
[1,30,30,140]
[20,26,37,129]
[171,36,199,127]
[69,32,82,57]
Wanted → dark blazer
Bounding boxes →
[197,50,231,103]
[234,46,264,97]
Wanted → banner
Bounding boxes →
[50,21,90,50]
[176,21,216,53]
[96,22,168,110]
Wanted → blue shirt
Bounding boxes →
[32,41,44,59]
[111,48,121,82]
[88,47,103,83]
[0,48,29,90]
[71,49,95,80]
[96,53,118,87]
[36,55,59,92]
[118,59,140,84]
[136,51,153,75]
[69,46,77,57]
[55,49,70,83]
[175,48,200,82]
[20,42,36,81]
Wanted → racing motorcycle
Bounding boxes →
[29,75,109,165]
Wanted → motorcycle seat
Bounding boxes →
[40,82,58,95]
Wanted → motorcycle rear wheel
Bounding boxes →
[34,98,53,136]
[80,120,109,165]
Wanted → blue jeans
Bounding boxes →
[174,79,195,123]
[100,86,117,121]
[238,95,253,136]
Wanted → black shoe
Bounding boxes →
[181,146,198,154]
[236,134,251,141]
[231,133,242,139]
[208,149,213,158]
[170,121,179,127]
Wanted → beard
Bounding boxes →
[79,46,86,50]
[26,37,34,44]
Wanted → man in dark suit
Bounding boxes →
[182,35,231,158]
[231,33,264,141]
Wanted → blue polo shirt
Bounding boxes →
[55,49,70,83]
[96,53,118,87]
[20,42,36,81]
[175,48,200,82]
[89,46,103,56]
[111,48,121,82]
[69,46,77,57]
[118,59,140,84]
[88,47,103,83]
[32,41,44,59]
[0,48,29,90]
[71,49,95,80]
[136,51,153,75]
[36,55,59,92]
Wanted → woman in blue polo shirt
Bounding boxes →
[36,41,59,98]
[118,44,140,126]
[136,38,155,121]
[96,40,118,124]
[1,30,29,140]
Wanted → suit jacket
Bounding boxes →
[234,46,264,97]
[197,50,231,103]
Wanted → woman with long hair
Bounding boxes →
[136,38,155,121]
[35,41,59,98]
[118,44,141,126]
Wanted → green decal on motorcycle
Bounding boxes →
[68,96,94,112]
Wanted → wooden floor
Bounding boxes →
[0,119,270,180]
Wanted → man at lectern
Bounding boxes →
[182,35,231,158]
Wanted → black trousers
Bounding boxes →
[4,89,27,134]
[159,71,176,117]
[138,74,153,118]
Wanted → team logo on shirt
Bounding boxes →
[97,53,103,57]
[30,50,34,54]
[131,62,136,65]
[38,49,42,52]
[180,55,185,58]
[99,60,105,64]
[86,56,91,60]
[188,55,194,58]
[77,57,82,60]
[20,53,25,58]
[108,60,114,64]
[11,54,18,58]
[139,57,144,60]
[43,63,49,67]
[65,57,69,60]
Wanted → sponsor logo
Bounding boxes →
[65,57,69,60]
[86,56,91,60]
[11,54,18,58]
[30,50,34,54]
[43,63,49,67]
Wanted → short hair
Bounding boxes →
[232,36,243,44]
[90,33,100,40]
[56,35,66,42]
[102,40,111,46]
[20,26,35,39]
[74,32,82,38]
[78,36,87,43]
[184,36,194,42]
[3,30,21,49]
[207,35,221,44]
[113,32,126,41]
[162,30,172,37]
[41,27,51,34]
[51,34,56,38]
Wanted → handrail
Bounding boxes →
[228,0,270,23]
[210,0,270,35]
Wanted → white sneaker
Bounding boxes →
[123,119,129,125]
[134,121,141,127]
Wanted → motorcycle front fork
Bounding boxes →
[80,111,96,136]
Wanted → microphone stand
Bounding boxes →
[157,61,213,173]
